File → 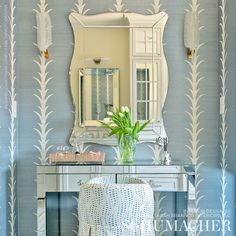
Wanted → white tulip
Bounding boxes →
[119,113,125,118]
[107,111,113,116]
[124,106,129,113]
[121,106,125,112]
[103,117,110,122]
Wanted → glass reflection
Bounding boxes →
[79,68,119,123]
[136,62,159,121]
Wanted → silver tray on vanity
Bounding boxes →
[49,151,105,165]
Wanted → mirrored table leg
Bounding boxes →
[37,198,46,236]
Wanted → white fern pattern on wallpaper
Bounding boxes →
[34,0,53,165]
[219,0,228,235]
[112,146,120,162]
[110,0,128,12]
[8,0,17,235]
[34,56,53,164]
[73,0,90,14]
[185,45,204,166]
[154,192,166,236]
[147,0,162,14]
[185,0,205,235]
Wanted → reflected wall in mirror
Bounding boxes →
[69,12,169,145]
[79,68,119,126]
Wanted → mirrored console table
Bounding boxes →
[36,161,195,236]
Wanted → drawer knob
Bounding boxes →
[149,180,162,188]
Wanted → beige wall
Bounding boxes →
[80,27,130,106]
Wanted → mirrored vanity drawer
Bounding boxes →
[135,166,186,174]
[37,173,116,197]
[60,173,116,192]
[60,174,91,192]
[37,174,91,197]
[122,174,188,192]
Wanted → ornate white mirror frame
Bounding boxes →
[68,11,169,146]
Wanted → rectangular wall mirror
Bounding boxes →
[79,68,119,126]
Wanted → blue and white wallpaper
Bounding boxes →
[0,0,236,235]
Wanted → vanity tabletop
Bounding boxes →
[37,160,195,175]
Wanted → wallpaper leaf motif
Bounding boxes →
[110,0,128,12]
[33,1,53,165]
[219,0,228,235]
[73,0,90,14]
[35,0,51,13]
[147,0,162,14]
[34,2,53,234]
[154,192,166,236]
[148,143,162,163]
[8,0,16,234]
[185,1,204,235]
[185,45,205,166]
[33,56,53,164]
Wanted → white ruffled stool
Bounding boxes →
[78,176,155,236]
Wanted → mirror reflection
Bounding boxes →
[79,68,119,125]
[136,62,159,121]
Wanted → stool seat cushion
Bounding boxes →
[78,176,155,236]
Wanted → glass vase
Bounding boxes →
[118,134,136,163]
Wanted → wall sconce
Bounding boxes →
[93,57,102,64]
[36,12,52,59]
[85,57,111,65]
[184,11,199,59]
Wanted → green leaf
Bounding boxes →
[99,107,150,142]
[134,121,140,131]
[108,127,120,136]
[125,127,132,134]
[98,120,115,132]
[138,120,150,132]
[125,111,132,127]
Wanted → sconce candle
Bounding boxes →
[184,11,199,59]
[36,11,52,58]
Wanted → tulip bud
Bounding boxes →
[121,106,125,113]
[107,111,113,116]
[119,113,125,118]
[125,106,129,113]
[103,117,110,122]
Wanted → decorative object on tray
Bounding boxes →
[49,151,105,164]
[99,106,150,163]
[155,137,171,165]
